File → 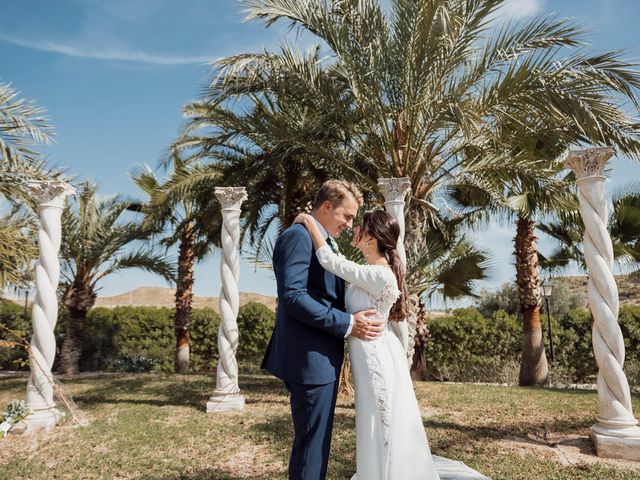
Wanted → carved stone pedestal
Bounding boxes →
[206,392,246,413]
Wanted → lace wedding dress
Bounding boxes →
[316,245,489,480]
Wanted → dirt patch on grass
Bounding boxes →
[493,433,640,472]
[214,441,285,479]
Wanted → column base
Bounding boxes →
[590,425,640,461]
[206,391,245,413]
[17,407,64,435]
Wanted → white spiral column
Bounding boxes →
[378,177,412,364]
[207,187,247,413]
[565,147,640,460]
[24,180,76,433]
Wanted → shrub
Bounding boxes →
[68,303,272,373]
[424,305,640,386]
[78,306,174,372]
[112,353,159,373]
[424,308,521,382]
[237,302,275,363]
[190,308,221,372]
[0,300,30,371]
[552,308,596,382]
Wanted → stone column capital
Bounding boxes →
[214,187,247,211]
[564,147,615,181]
[27,180,76,208]
[377,177,411,204]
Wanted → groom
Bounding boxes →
[262,179,384,480]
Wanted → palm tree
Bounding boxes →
[405,213,492,375]
[539,182,640,275]
[170,46,375,247]
[450,98,640,385]
[58,183,175,375]
[205,0,640,370]
[0,210,37,290]
[0,82,54,290]
[130,159,218,374]
[214,0,628,241]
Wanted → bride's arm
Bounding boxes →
[294,213,327,251]
[315,245,387,295]
[293,213,387,295]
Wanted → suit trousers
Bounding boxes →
[284,380,340,480]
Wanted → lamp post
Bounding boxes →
[541,280,555,363]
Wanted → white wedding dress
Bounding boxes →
[316,245,489,480]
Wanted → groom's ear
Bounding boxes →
[320,200,333,213]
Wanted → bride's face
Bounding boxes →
[351,225,374,253]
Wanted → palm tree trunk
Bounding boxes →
[175,223,195,374]
[404,198,430,373]
[410,298,431,380]
[514,216,549,386]
[59,283,95,375]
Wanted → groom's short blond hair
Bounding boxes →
[313,179,363,210]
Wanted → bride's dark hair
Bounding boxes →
[360,209,408,321]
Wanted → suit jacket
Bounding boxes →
[261,223,351,385]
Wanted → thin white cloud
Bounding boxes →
[500,0,545,20]
[0,34,216,66]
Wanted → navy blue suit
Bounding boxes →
[262,223,351,479]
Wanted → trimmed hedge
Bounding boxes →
[424,308,522,383]
[3,297,639,385]
[0,301,274,373]
[424,305,640,385]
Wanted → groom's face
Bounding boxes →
[322,196,359,237]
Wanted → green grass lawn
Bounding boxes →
[1,373,639,479]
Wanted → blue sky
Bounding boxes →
[2,0,639,305]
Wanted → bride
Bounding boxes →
[294,209,488,480]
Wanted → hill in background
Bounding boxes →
[4,275,637,313]
[94,286,277,312]
[562,274,640,307]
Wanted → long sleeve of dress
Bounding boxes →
[315,245,387,296]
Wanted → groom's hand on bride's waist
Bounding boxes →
[350,309,383,341]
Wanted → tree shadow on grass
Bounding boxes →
[68,373,290,411]
[0,377,25,393]
[70,376,205,410]
[426,416,594,449]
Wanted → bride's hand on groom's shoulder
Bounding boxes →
[351,309,384,341]
[293,213,313,226]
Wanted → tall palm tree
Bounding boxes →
[450,98,640,386]
[0,82,54,290]
[204,0,640,366]
[130,159,218,374]
[170,46,375,246]
[213,0,636,240]
[58,183,175,375]
[180,2,574,265]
